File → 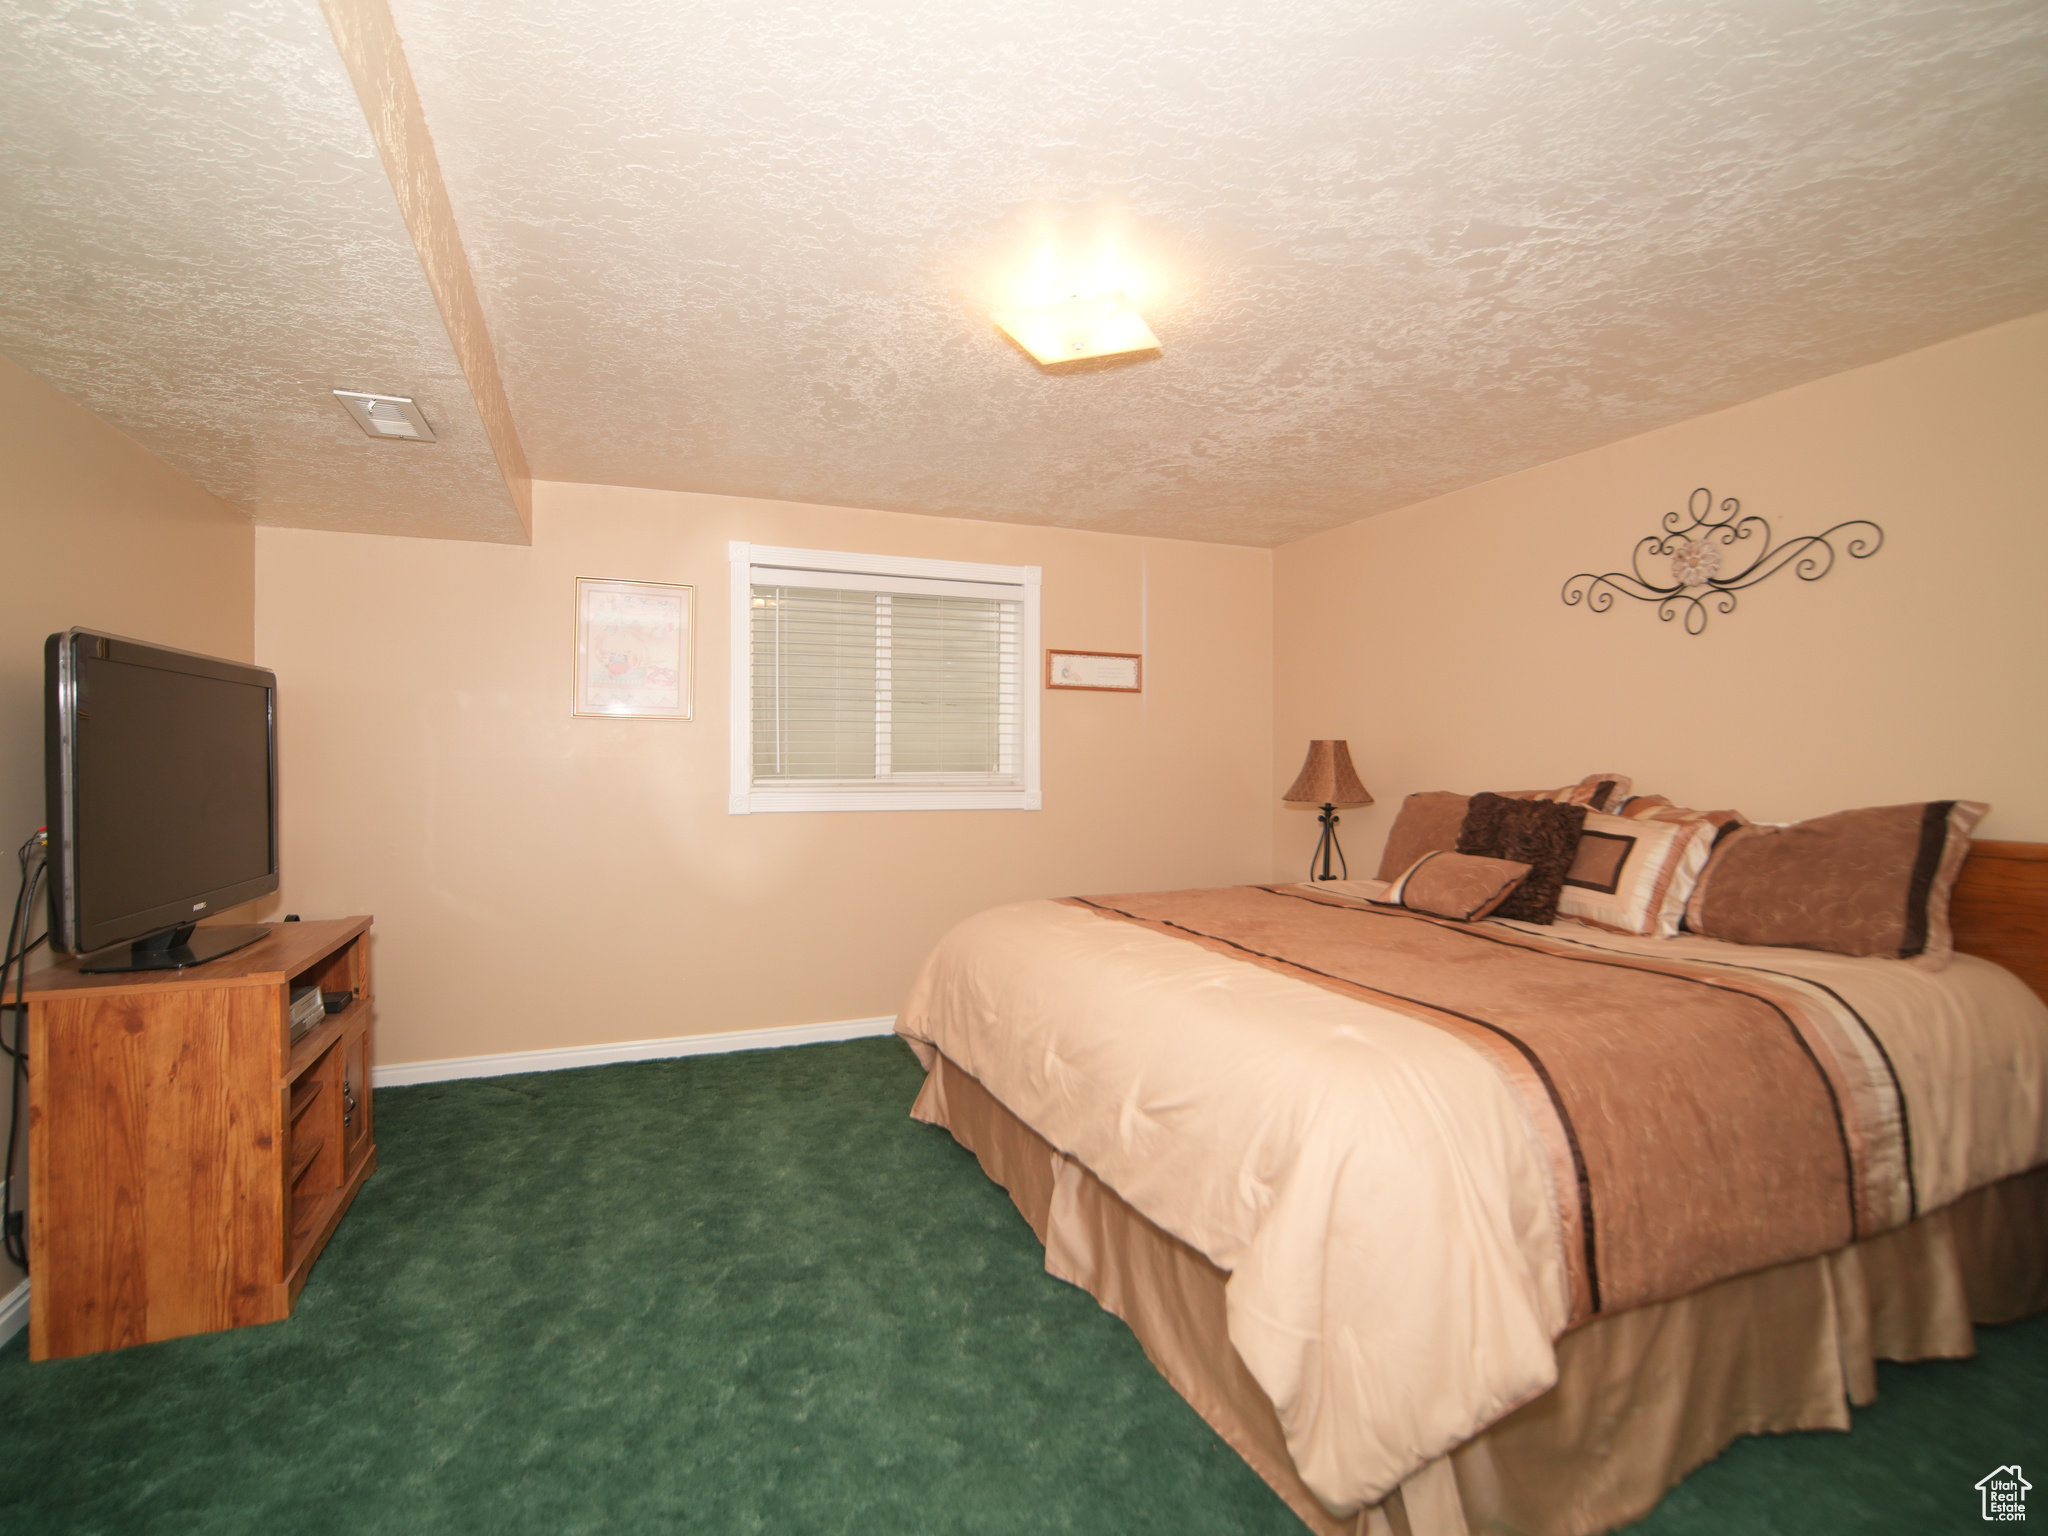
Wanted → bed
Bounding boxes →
[895,822,2048,1536]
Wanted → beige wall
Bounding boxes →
[17,300,2037,1290]
[1274,310,2048,881]
[255,484,1273,1067]
[0,353,255,1294]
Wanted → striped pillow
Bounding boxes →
[1556,810,1718,938]
[1520,773,1634,815]
[1614,794,1748,839]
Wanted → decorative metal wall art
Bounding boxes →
[1562,488,1883,636]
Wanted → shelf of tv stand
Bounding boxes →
[22,916,377,1361]
[290,1130,326,1184]
[287,1152,376,1293]
[289,995,370,1079]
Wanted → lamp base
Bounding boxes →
[1309,803,1349,882]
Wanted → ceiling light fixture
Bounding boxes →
[333,389,437,442]
[992,290,1160,368]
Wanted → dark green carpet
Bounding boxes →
[0,1036,2038,1534]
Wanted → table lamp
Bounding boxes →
[1283,740,1373,882]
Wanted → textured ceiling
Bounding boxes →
[388,0,2048,545]
[0,0,526,542]
[4,1,2046,547]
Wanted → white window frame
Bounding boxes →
[729,542,1042,814]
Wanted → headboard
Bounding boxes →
[1952,840,2048,1005]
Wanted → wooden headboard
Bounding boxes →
[1952,840,2048,1004]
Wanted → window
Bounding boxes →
[729,543,1041,813]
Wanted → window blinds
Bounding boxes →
[750,582,1023,789]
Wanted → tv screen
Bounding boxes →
[46,630,279,970]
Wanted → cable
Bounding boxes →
[1,831,44,1033]
[2,828,48,1272]
[2,847,45,1270]
[0,937,41,1065]
[0,840,30,1068]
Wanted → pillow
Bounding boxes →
[1513,773,1634,815]
[1371,852,1532,922]
[1455,793,1589,924]
[1612,795,1749,838]
[1683,800,1988,964]
[1555,810,1717,938]
[1374,791,1471,881]
[1592,794,1752,935]
[1371,780,1626,880]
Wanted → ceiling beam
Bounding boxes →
[321,0,532,541]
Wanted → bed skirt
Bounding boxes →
[911,1051,2048,1536]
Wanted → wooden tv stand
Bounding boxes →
[22,917,375,1361]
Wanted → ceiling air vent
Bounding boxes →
[333,389,437,442]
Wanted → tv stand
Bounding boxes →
[79,920,271,973]
[22,917,375,1360]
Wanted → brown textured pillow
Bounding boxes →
[1684,800,1988,964]
[1371,852,1532,922]
[1374,791,1472,881]
[1456,793,1589,924]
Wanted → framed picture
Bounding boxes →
[573,577,694,719]
[1046,649,1142,692]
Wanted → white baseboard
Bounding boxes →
[0,1276,26,1349]
[371,1014,899,1089]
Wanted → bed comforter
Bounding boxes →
[895,883,2048,1514]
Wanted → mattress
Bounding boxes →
[896,884,2048,1519]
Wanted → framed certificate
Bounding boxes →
[573,577,695,719]
[1045,650,1142,692]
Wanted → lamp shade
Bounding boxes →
[1283,740,1372,806]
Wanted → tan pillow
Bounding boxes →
[1374,791,1471,881]
[1371,852,1533,922]
[1684,800,1988,964]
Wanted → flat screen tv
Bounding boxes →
[45,630,279,972]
